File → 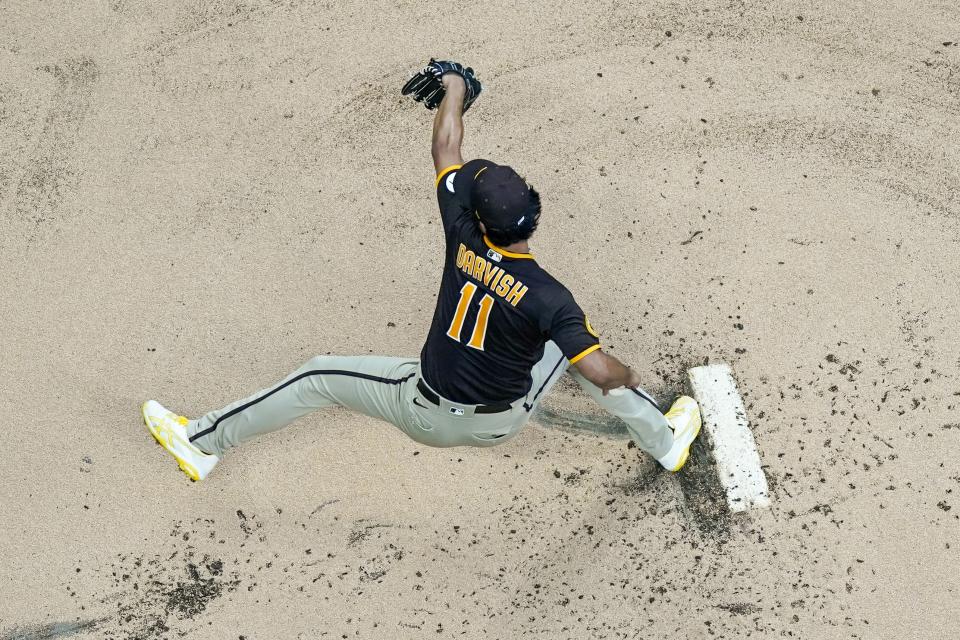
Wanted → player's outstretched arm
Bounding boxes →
[402,59,481,172]
[573,349,643,395]
[431,74,466,173]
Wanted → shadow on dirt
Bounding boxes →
[0,620,102,640]
[534,405,629,438]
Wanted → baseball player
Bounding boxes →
[141,60,701,482]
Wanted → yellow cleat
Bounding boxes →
[656,396,702,472]
[142,400,219,481]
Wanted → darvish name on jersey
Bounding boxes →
[454,243,528,307]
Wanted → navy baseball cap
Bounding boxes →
[458,160,538,235]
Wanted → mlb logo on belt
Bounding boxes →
[449,407,465,416]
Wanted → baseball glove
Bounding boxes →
[401,59,482,112]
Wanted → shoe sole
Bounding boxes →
[669,419,702,472]
[142,402,201,481]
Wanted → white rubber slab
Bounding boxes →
[687,363,771,512]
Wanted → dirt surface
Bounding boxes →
[2,1,958,638]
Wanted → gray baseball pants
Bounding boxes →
[186,342,673,459]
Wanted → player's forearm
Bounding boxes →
[431,78,466,171]
[431,112,463,165]
[573,349,637,393]
[594,355,634,391]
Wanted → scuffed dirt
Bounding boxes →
[2,1,959,639]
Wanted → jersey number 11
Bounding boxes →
[446,282,494,351]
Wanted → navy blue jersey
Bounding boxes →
[419,159,600,404]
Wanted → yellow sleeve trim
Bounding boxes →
[568,343,601,365]
[435,164,463,189]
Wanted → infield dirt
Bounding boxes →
[1,1,958,638]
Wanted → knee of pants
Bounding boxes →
[303,354,335,370]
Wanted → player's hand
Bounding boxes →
[601,369,642,396]
[442,73,466,91]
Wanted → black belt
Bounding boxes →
[416,379,512,414]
